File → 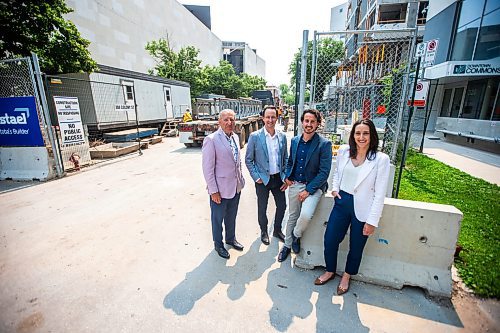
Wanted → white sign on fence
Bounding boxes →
[53,96,86,144]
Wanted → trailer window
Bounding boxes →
[121,80,134,104]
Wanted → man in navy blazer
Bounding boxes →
[245,106,288,245]
[278,109,332,262]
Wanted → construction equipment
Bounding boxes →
[178,97,262,148]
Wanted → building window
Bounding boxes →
[451,0,500,60]
[484,78,500,120]
[440,89,453,117]
[474,8,500,60]
[459,0,485,28]
[450,87,465,118]
[492,86,500,121]
[417,1,429,25]
[164,88,171,102]
[451,19,480,61]
[378,4,407,24]
[461,80,487,119]
[121,80,134,104]
[485,0,500,14]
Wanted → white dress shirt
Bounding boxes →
[264,127,280,175]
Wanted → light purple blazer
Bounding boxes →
[202,128,245,199]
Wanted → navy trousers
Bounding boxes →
[324,190,369,275]
[255,174,286,232]
[210,192,240,248]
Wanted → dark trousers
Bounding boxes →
[255,174,286,232]
[210,192,240,248]
[324,190,369,275]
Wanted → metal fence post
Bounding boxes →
[131,85,143,156]
[395,54,421,198]
[31,53,64,177]
[293,58,300,136]
[309,31,317,106]
[298,30,309,136]
[390,29,417,161]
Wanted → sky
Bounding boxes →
[189,0,346,86]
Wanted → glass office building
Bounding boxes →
[423,0,499,152]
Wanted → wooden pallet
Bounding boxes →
[138,135,163,149]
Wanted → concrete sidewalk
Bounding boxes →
[0,136,497,332]
[412,133,500,185]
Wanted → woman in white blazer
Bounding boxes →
[314,119,390,295]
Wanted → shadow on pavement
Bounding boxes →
[0,180,44,194]
[163,237,463,331]
[266,262,369,333]
[163,238,276,315]
[169,147,203,155]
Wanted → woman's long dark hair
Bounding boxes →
[348,119,379,161]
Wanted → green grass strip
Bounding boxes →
[398,149,500,298]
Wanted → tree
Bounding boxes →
[279,83,295,106]
[239,72,266,97]
[200,62,266,98]
[288,38,344,102]
[202,61,240,98]
[0,0,97,73]
[146,38,266,98]
[146,38,205,97]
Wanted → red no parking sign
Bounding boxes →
[407,80,430,107]
[424,39,439,67]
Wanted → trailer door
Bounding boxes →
[163,86,173,119]
[121,80,136,122]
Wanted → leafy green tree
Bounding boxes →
[146,38,266,98]
[239,72,266,97]
[202,61,239,98]
[201,61,266,98]
[288,38,344,102]
[0,0,97,73]
[279,83,295,105]
[146,38,206,97]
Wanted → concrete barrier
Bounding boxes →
[294,195,462,298]
[0,147,54,180]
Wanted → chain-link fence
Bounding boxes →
[306,29,417,161]
[0,56,64,176]
[45,74,145,170]
[0,57,50,146]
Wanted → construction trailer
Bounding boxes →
[178,97,262,148]
[46,65,191,140]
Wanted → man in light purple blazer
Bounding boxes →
[202,109,245,259]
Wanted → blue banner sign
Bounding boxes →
[0,96,45,147]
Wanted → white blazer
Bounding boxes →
[331,145,390,227]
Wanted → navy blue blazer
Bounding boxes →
[285,133,332,194]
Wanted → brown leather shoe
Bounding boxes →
[314,273,335,285]
[337,282,350,295]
